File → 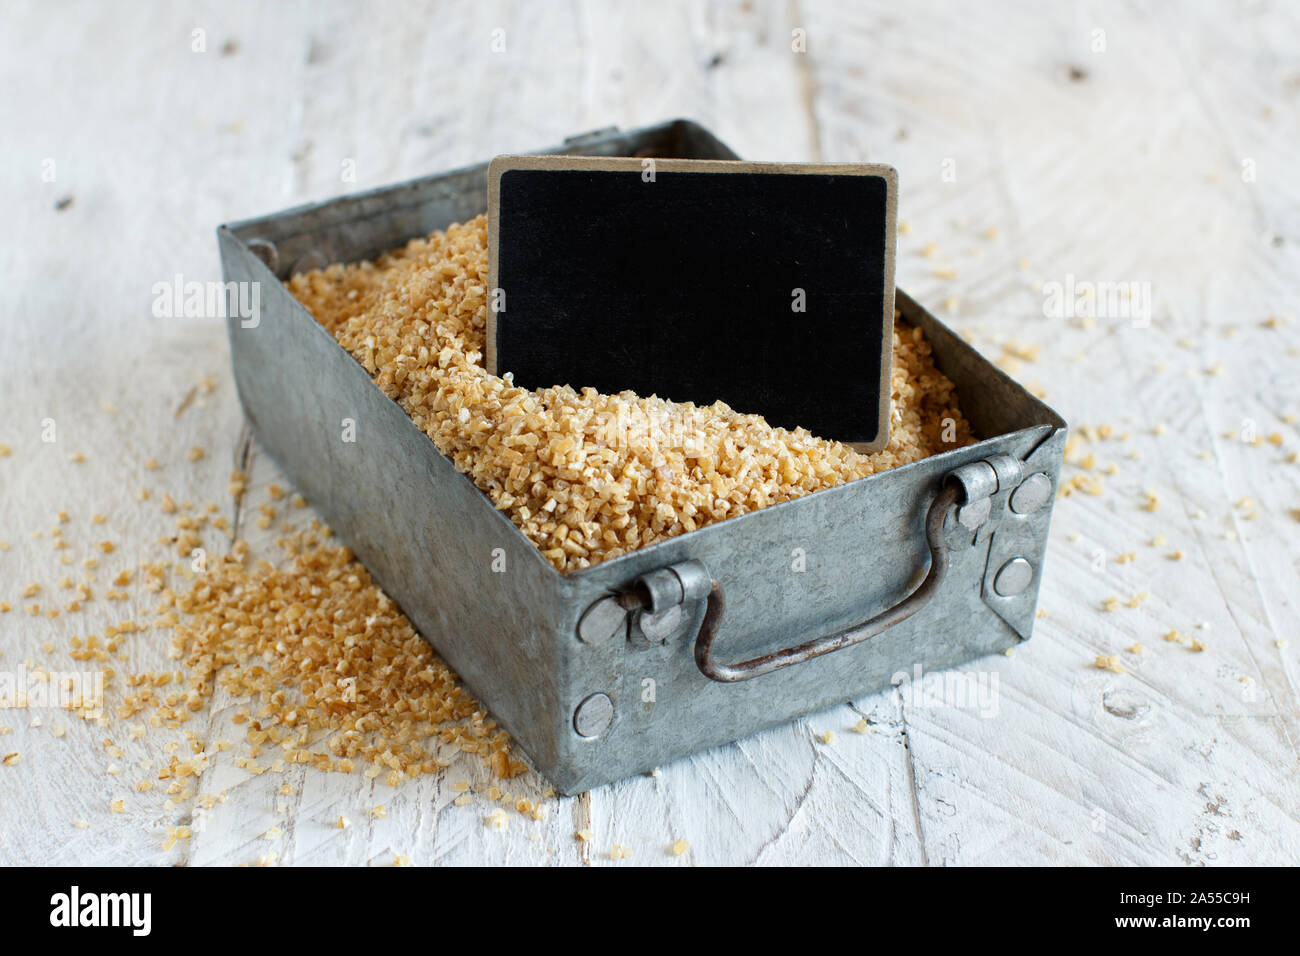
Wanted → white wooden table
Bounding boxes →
[2,0,1297,866]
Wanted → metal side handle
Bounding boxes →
[625,482,961,683]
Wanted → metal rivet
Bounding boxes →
[637,605,683,645]
[993,557,1034,597]
[577,595,626,645]
[247,238,279,273]
[573,693,614,738]
[958,496,991,530]
[1010,473,1052,515]
[289,250,328,276]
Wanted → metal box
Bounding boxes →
[217,120,1067,794]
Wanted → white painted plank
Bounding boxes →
[1,0,1297,867]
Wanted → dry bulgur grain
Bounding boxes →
[287,214,974,573]
[1093,655,1125,674]
[156,532,523,781]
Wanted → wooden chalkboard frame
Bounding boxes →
[487,155,898,450]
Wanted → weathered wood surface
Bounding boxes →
[1,0,1297,865]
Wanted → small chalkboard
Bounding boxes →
[487,156,897,448]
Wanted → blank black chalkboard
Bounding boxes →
[487,156,896,448]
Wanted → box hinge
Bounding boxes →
[576,560,710,648]
[946,442,1063,642]
[623,561,711,646]
[943,454,1024,548]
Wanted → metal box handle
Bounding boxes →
[614,481,962,682]
[692,483,960,681]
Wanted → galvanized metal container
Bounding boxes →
[218,120,1067,794]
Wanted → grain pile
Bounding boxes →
[150,531,525,783]
[1,483,529,808]
[288,214,974,572]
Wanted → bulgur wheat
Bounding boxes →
[288,214,974,572]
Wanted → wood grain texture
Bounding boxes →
[1,0,1297,866]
